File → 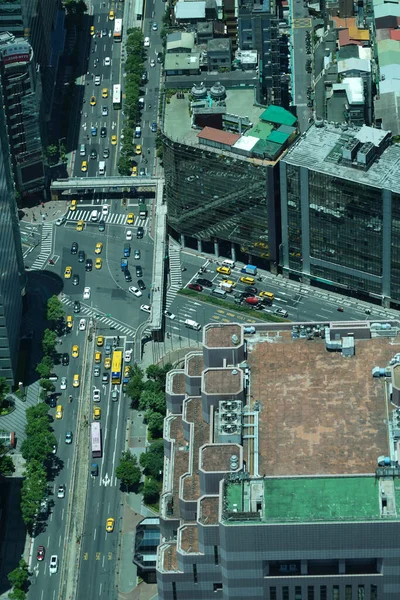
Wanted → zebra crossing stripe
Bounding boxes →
[67,210,148,228]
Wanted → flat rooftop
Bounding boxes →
[164,88,265,148]
[283,123,400,193]
[248,332,391,476]
[204,368,242,395]
[205,323,242,348]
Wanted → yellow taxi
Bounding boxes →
[222,279,236,287]
[259,291,275,301]
[93,406,101,421]
[240,276,255,285]
[64,266,72,279]
[216,266,231,275]
[95,351,102,363]
[56,405,63,420]
[108,9,115,20]
[104,357,111,369]
[102,87,108,99]
[72,345,79,358]
[81,160,88,172]
[106,517,115,532]
[70,199,77,211]
[76,220,84,231]
[90,95,96,106]
[126,213,134,224]
[124,366,131,379]
[135,144,142,155]
[95,257,102,269]
[95,242,103,254]
[90,25,95,36]
[73,374,80,388]
[111,135,117,146]
[97,335,104,347]
[131,166,138,177]
[66,315,73,330]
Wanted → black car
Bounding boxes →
[73,300,81,313]
[48,394,57,408]
[103,148,109,159]
[100,127,107,138]
[62,353,69,366]
[196,278,213,288]
[135,265,143,278]
[141,70,148,82]
[98,220,105,232]
[137,279,145,290]
[157,51,163,63]
[90,149,97,160]
[72,274,80,286]
[71,242,78,255]
[245,286,258,295]
[239,291,256,299]
[124,269,132,282]
[78,250,85,263]
[137,226,144,239]
[102,372,109,384]
[85,258,93,271]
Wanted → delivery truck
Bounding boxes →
[241,264,257,276]
[139,203,148,218]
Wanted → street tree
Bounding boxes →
[8,588,26,600]
[42,329,57,356]
[139,390,166,415]
[39,379,55,392]
[8,559,29,590]
[0,376,9,411]
[0,440,15,476]
[142,478,161,504]
[115,451,141,491]
[145,410,165,439]
[46,295,65,322]
[140,439,164,479]
[26,403,50,421]
[146,363,172,387]
[35,355,54,379]
[21,431,55,462]
[20,462,48,530]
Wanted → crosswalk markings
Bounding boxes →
[66,209,148,229]
[166,241,183,309]
[30,224,54,270]
[61,296,136,337]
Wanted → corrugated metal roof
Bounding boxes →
[337,57,371,73]
[267,130,289,144]
[260,105,297,126]
[348,26,370,40]
[374,2,400,18]
[232,135,258,151]
[197,127,240,146]
[175,1,206,19]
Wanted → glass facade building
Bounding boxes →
[0,83,24,385]
[280,123,400,306]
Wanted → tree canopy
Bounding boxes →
[115,451,141,491]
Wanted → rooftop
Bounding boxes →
[204,368,242,394]
[283,123,400,193]
[204,323,242,348]
[247,332,390,476]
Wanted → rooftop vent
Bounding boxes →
[231,334,239,345]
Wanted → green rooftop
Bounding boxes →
[225,476,400,524]
[260,105,297,127]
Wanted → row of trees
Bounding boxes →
[118,28,145,175]
[36,296,65,400]
[116,364,172,503]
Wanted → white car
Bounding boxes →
[144,36,150,47]
[93,388,101,402]
[102,205,109,215]
[140,304,151,313]
[57,485,65,499]
[126,230,133,241]
[164,310,176,320]
[79,318,86,331]
[150,58,155,67]
[102,106,108,116]
[274,308,289,318]
[124,349,132,362]
[55,215,66,226]
[83,287,91,300]
[129,286,142,297]
[104,56,111,66]
[94,75,101,85]
[60,377,67,390]
[49,555,58,574]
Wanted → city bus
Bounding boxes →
[112,84,122,110]
[111,350,123,385]
[113,18,122,42]
[91,422,102,458]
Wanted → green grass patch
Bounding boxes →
[178,288,285,322]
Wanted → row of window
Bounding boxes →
[269,584,378,600]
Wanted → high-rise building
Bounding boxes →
[157,319,400,599]
[0,82,25,385]
[0,33,45,199]
[280,122,400,306]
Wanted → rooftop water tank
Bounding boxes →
[191,82,207,99]
[209,81,226,101]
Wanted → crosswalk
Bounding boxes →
[67,209,148,228]
[30,224,54,270]
[60,296,136,337]
[166,240,182,309]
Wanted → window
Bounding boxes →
[333,585,340,600]
[172,582,177,600]
[345,586,352,600]
[213,583,223,592]
[214,545,219,566]
[270,587,277,600]
[295,587,302,600]
[283,587,289,600]
[357,586,364,600]
[320,587,327,600]
[370,585,377,600]
[307,587,314,600]
[193,564,198,584]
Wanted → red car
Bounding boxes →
[188,283,203,292]
[245,296,260,306]
[36,546,45,561]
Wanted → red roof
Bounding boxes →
[390,29,400,41]
[197,127,241,146]
[338,29,363,47]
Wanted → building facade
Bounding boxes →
[157,319,400,599]
[280,122,400,306]
[0,84,25,385]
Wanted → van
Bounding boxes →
[99,161,105,176]
[90,209,99,222]
[222,259,235,269]
[185,319,201,331]
[212,287,227,299]
[79,144,86,157]
[135,126,141,138]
